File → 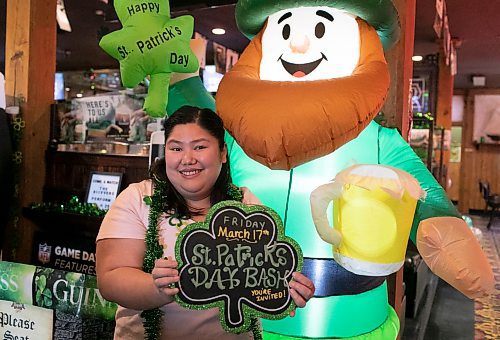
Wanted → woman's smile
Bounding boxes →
[179,169,203,177]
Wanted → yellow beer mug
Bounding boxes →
[310,164,425,276]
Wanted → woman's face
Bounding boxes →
[165,123,227,206]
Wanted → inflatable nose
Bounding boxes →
[289,34,310,54]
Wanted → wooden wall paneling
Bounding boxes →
[459,91,473,213]
[381,0,417,336]
[4,0,57,262]
[447,162,460,201]
[459,89,500,213]
[447,91,465,203]
[382,0,416,141]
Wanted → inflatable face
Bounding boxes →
[217,16,389,170]
[260,7,360,81]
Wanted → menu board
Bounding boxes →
[85,172,122,210]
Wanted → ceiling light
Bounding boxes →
[56,0,72,32]
[412,55,423,62]
[76,93,83,98]
[212,28,226,35]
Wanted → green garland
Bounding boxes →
[6,116,25,259]
[30,196,107,217]
[141,178,264,339]
[141,175,167,340]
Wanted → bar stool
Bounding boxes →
[479,181,500,229]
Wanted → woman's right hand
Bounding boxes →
[152,257,180,303]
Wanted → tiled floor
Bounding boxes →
[423,279,474,339]
[403,214,499,340]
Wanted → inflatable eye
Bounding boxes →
[282,24,290,40]
[315,22,325,38]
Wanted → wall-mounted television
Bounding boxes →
[202,65,223,93]
[54,72,65,101]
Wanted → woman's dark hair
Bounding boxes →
[149,106,232,218]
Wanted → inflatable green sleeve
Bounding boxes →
[378,126,460,243]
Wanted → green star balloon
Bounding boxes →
[99,0,199,117]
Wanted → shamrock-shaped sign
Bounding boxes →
[99,0,199,117]
[175,201,303,333]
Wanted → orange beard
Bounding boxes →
[216,19,390,170]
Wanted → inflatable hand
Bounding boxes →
[417,216,494,298]
[99,0,198,117]
[310,164,425,276]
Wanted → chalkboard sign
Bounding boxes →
[175,200,303,333]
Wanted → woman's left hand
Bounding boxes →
[288,272,315,317]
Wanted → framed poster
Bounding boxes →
[213,42,227,74]
[85,172,122,210]
[473,95,500,144]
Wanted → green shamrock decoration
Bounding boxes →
[99,0,199,117]
[175,200,303,334]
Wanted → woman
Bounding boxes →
[96,106,314,339]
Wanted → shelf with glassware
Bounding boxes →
[409,113,448,185]
[409,112,434,168]
[410,57,448,183]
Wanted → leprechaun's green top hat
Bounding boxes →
[235,0,400,50]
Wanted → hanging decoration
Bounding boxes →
[6,114,25,259]
[99,0,198,118]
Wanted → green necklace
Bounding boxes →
[141,176,167,340]
[142,178,262,340]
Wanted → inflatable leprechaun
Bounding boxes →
[214,0,494,339]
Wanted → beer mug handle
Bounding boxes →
[310,182,342,247]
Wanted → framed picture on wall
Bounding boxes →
[473,95,500,144]
[85,172,123,210]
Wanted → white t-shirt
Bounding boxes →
[97,180,259,339]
